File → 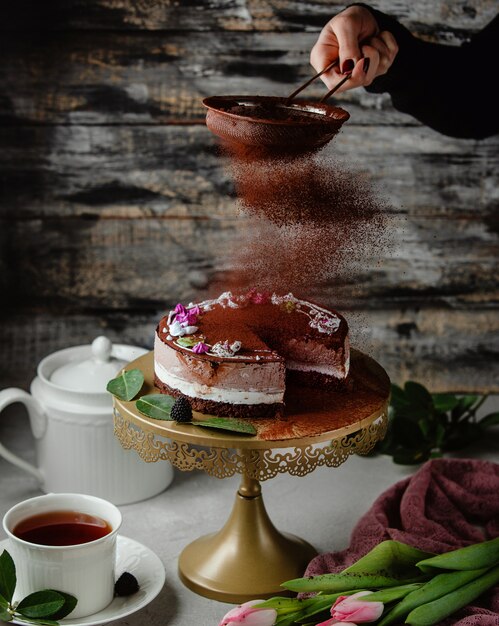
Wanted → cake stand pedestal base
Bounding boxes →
[178,474,317,603]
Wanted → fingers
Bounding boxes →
[315,29,399,95]
[332,13,364,73]
[310,5,379,79]
[361,31,399,85]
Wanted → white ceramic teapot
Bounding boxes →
[0,337,173,504]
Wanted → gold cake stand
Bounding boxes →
[113,350,389,603]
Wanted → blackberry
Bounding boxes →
[171,396,193,423]
[114,572,139,597]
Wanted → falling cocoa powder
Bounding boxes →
[211,136,390,307]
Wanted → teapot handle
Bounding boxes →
[0,388,45,483]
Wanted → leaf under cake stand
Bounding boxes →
[113,350,389,603]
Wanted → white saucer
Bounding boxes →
[1,535,165,626]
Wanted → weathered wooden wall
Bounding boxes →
[0,0,498,391]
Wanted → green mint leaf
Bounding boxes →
[136,394,175,420]
[0,593,9,610]
[479,412,499,429]
[176,336,199,348]
[106,369,144,401]
[0,550,16,604]
[192,417,256,435]
[16,591,65,618]
[45,592,77,620]
[0,607,12,622]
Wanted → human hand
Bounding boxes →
[310,5,398,94]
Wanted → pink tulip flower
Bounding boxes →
[219,600,277,626]
[316,591,384,625]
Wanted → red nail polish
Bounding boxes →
[342,59,355,74]
[363,57,370,73]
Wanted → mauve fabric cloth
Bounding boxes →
[304,458,499,625]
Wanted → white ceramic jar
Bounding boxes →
[0,337,173,504]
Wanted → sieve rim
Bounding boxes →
[202,95,350,127]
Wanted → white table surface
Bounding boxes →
[1,398,498,626]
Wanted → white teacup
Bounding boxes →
[2,493,122,619]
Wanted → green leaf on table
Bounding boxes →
[479,412,499,429]
[16,591,65,618]
[0,607,12,622]
[392,417,427,448]
[390,384,409,409]
[0,550,16,604]
[431,394,459,413]
[193,417,256,436]
[106,369,144,401]
[404,382,433,410]
[136,394,175,420]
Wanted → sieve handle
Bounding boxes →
[286,59,339,104]
[319,73,351,103]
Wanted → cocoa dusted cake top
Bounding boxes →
[156,291,348,363]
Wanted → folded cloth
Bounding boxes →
[304,458,499,625]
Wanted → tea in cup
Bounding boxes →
[3,493,122,619]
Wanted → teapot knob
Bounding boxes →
[92,336,113,363]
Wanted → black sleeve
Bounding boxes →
[353,4,499,139]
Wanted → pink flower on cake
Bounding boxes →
[316,592,384,626]
[246,288,270,305]
[192,342,210,354]
[174,303,187,316]
[218,600,276,626]
[175,305,201,326]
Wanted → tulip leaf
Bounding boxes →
[16,591,65,618]
[283,541,431,593]
[378,568,488,626]
[405,565,499,626]
[136,394,175,420]
[0,550,16,604]
[106,369,144,401]
[416,537,499,574]
[192,417,256,436]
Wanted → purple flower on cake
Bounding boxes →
[174,303,187,316]
[316,592,384,626]
[218,600,276,626]
[192,342,210,354]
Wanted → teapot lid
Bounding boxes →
[49,337,128,393]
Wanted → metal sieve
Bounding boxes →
[203,60,352,153]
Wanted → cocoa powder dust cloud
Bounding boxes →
[212,141,390,307]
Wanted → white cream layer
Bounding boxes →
[154,361,283,405]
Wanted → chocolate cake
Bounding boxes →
[154,291,350,418]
